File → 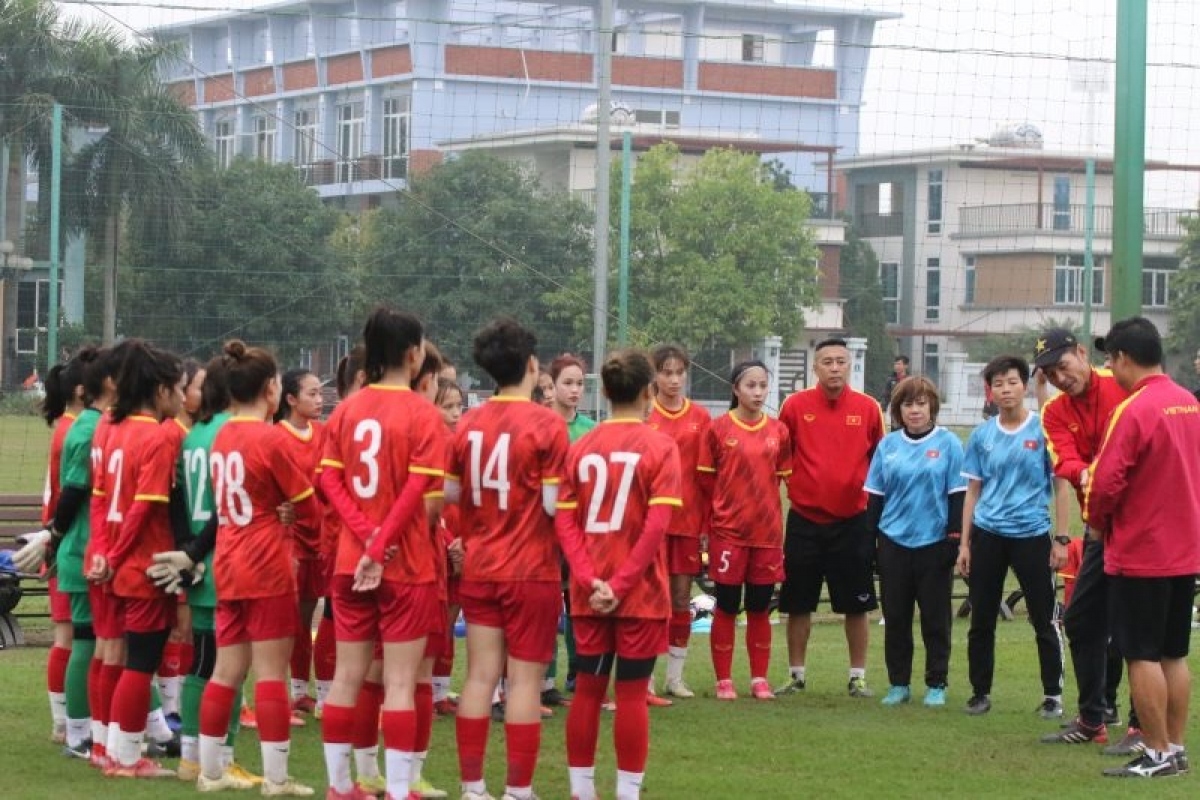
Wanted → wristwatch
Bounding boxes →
[1053,535,1071,546]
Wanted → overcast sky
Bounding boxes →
[55,0,1200,205]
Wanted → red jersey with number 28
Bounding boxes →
[448,397,568,583]
[321,385,445,584]
[698,412,792,548]
[211,417,316,599]
[647,398,711,537]
[558,420,682,619]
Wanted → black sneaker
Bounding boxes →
[541,687,570,707]
[1102,727,1146,756]
[1101,752,1179,778]
[1041,717,1106,744]
[144,732,181,759]
[1037,696,1064,720]
[965,695,991,716]
[490,701,505,723]
[1174,750,1189,774]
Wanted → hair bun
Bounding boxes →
[223,339,247,360]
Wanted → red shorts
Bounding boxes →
[667,535,703,577]
[48,576,71,623]
[458,580,560,663]
[121,596,177,634]
[90,583,123,639]
[331,575,440,645]
[709,539,783,586]
[217,594,299,646]
[572,616,668,660]
[295,558,326,602]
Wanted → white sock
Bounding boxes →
[146,707,173,742]
[849,667,866,681]
[323,742,353,793]
[462,779,487,795]
[316,680,333,707]
[411,751,428,784]
[616,769,645,800]
[790,665,807,682]
[504,787,532,799]
[291,679,308,701]
[355,745,380,780]
[49,691,67,726]
[115,727,143,767]
[261,738,290,785]
[541,677,555,692]
[90,719,105,748]
[220,744,235,770]
[199,733,224,780]
[157,676,181,716]
[568,765,596,800]
[491,683,503,705]
[106,721,119,756]
[1170,743,1185,754]
[665,646,687,684]
[180,734,198,763]
[431,676,451,702]
[385,748,414,798]
[66,717,91,748]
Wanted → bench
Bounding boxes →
[0,493,50,647]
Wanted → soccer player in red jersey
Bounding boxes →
[195,340,321,796]
[92,341,186,778]
[557,348,682,800]
[646,344,711,700]
[432,378,466,717]
[318,308,446,800]
[274,367,327,715]
[445,317,570,800]
[698,360,792,701]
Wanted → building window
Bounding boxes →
[1143,267,1173,308]
[1053,175,1071,230]
[1053,254,1104,306]
[253,116,276,162]
[881,261,900,324]
[925,258,940,321]
[741,34,764,62]
[294,108,317,170]
[382,97,410,180]
[964,255,976,305]
[336,102,364,183]
[214,120,235,169]
[927,169,942,234]
[923,342,940,385]
[633,109,681,129]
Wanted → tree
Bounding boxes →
[122,160,343,361]
[358,151,594,361]
[963,316,1088,365]
[1168,215,1200,377]
[839,221,892,399]
[548,143,822,354]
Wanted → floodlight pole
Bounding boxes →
[1111,0,1146,320]
[592,0,613,412]
[48,103,62,367]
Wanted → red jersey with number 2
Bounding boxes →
[698,412,792,548]
[647,398,711,537]
[105,415,177,599]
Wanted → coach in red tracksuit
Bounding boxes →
[1086,317,1200,779]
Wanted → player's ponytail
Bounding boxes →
[600,349,653,405]
[111,341,183,422]
[362,305,423,384]
[221,339,277,404]
[196,354,231,424]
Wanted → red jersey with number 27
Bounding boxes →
[557,420,682,619]
[448,397,568,583]
[647,398,711,537]
[698,412,792,548]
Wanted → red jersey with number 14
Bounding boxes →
[698,412,791,548]
[321,385,445,584]
[448,397,568,583]
[558,420,682,620]
[647,398,711,537]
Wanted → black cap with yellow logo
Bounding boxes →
[1033,328,1079,369]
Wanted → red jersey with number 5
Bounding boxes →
[211,417,316,599]
[698,412,792,548]
[558,420,682,619]
[448,397,568,583]
[321,385,445,584]
[647,398,711,537]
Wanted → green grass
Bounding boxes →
[2,617,1198,799]
[0,414,51,494]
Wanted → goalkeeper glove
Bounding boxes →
[13,529,52,574]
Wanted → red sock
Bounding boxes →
[455,716,490,783]
[414,682,433,752]
[290,619,312,683]
[255,680,291,743]
[613,678,650,773]
[380,708,417,753]
[178,641,195,676]
[200,681,236,738]
[313,617,337,682]
[88,658,105,726]
[710,610,736,682]
[566,672,606,767]
[504,721,541,789]
[352,682,384,749]
[745,610,772,679]
[669,609,692,650]
[99,663,123,729]
[47,645,70,692]
[320,702,354,744]
[159,640,182,677]
[111,669,153,733]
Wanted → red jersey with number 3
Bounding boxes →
[105,415,178,599]
[212,417,316,599]
[647,398,711,537]
[42,412,77,526]
[448,397,568,583]
[276,420,325,556]
[321,385,445,584]
[558,420,682,619]
[698,412,792,548]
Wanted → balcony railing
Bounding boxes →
[958,204,1195,238]
[856,212,905,237]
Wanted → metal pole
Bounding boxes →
[592,0,613,411]
[618,130,631,346]
[1083,157,1095,341]
[48,103,62,367]
[1112,0,1147,320]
